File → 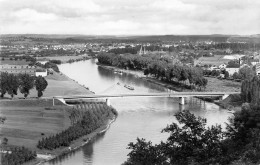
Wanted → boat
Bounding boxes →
[114,70,123,74]
[124,84,134,90]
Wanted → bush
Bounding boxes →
[49,60,62,64]
[2,137,8,145]
[1,146,36,165]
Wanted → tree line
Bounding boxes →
[144,61,208,90]
[1,146,37,165]
[37,102,117,150]
[98,53,207,90]
[0,73,48,98]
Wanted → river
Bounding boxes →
[46,59,231,165]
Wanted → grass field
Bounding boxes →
[194,55,231,66]
[0,59,29,65]
[0,99,70,149]
[205,77,241,92]
[1,71,92,99]
[0,71,92,149]
[37,55,89,63]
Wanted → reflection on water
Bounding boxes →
[46,59,231,165]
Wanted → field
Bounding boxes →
[37,55,89,63]
[0,99,70,149]
[205,77,241,92]
[0,59,29,65]
[1,71,92,99]
[194,55,231,66]
[0,71,93,149]
[40,72,92,97]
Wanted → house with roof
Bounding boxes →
[251,59,260,66]
[0,64,36,75]
[225,66,240,76]
[35,68,47,77]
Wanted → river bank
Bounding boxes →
[37,55,90,64]
[35,116,117,165]
[97,63,242,111]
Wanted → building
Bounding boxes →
[35,69,47,77]
[225,67,240,76]
[0,65,36,75]
[251,59,260,66]
[138,45,146,55]
[209,66,219,71]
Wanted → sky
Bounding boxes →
[0,0,260,35]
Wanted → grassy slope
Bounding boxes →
[205,77,241,92]
[194,55,230,66]
[2,71,92,99]
[0,71,93,150]
[0,99,70,149]
[37,55,89,63]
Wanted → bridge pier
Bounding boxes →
[53,98,55,106]
[106,98,111,106]
[179,97,185,105]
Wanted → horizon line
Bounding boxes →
[1,33,260,36]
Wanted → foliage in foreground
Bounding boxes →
[1,146,37,165]
[124,107,260,165]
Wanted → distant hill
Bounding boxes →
[228,35,260,43]
[1,34,260,43]
[122,35,231,42]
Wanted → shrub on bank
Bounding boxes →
[1,146,37,165]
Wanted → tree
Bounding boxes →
[239,66,255,80]
[35,76,48,97]
[233,72,240,79]
[124,110,225,165]
[227,60,240,68]
[0,72,8,97]
[2,137,8,145]
[224,70,229,79]
[18,73,35,98]
[6,74,19,98]
[241,76,260,108]
[123,138,167,165]
[0,116,6,124]
[44,62,59,72]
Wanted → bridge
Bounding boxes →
[53,91,240,106]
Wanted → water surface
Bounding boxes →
[46,59,231,165]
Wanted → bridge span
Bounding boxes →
[53,92,240,106]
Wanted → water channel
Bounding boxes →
[46,59,231,165]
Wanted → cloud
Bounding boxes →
[0,0,259,35]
